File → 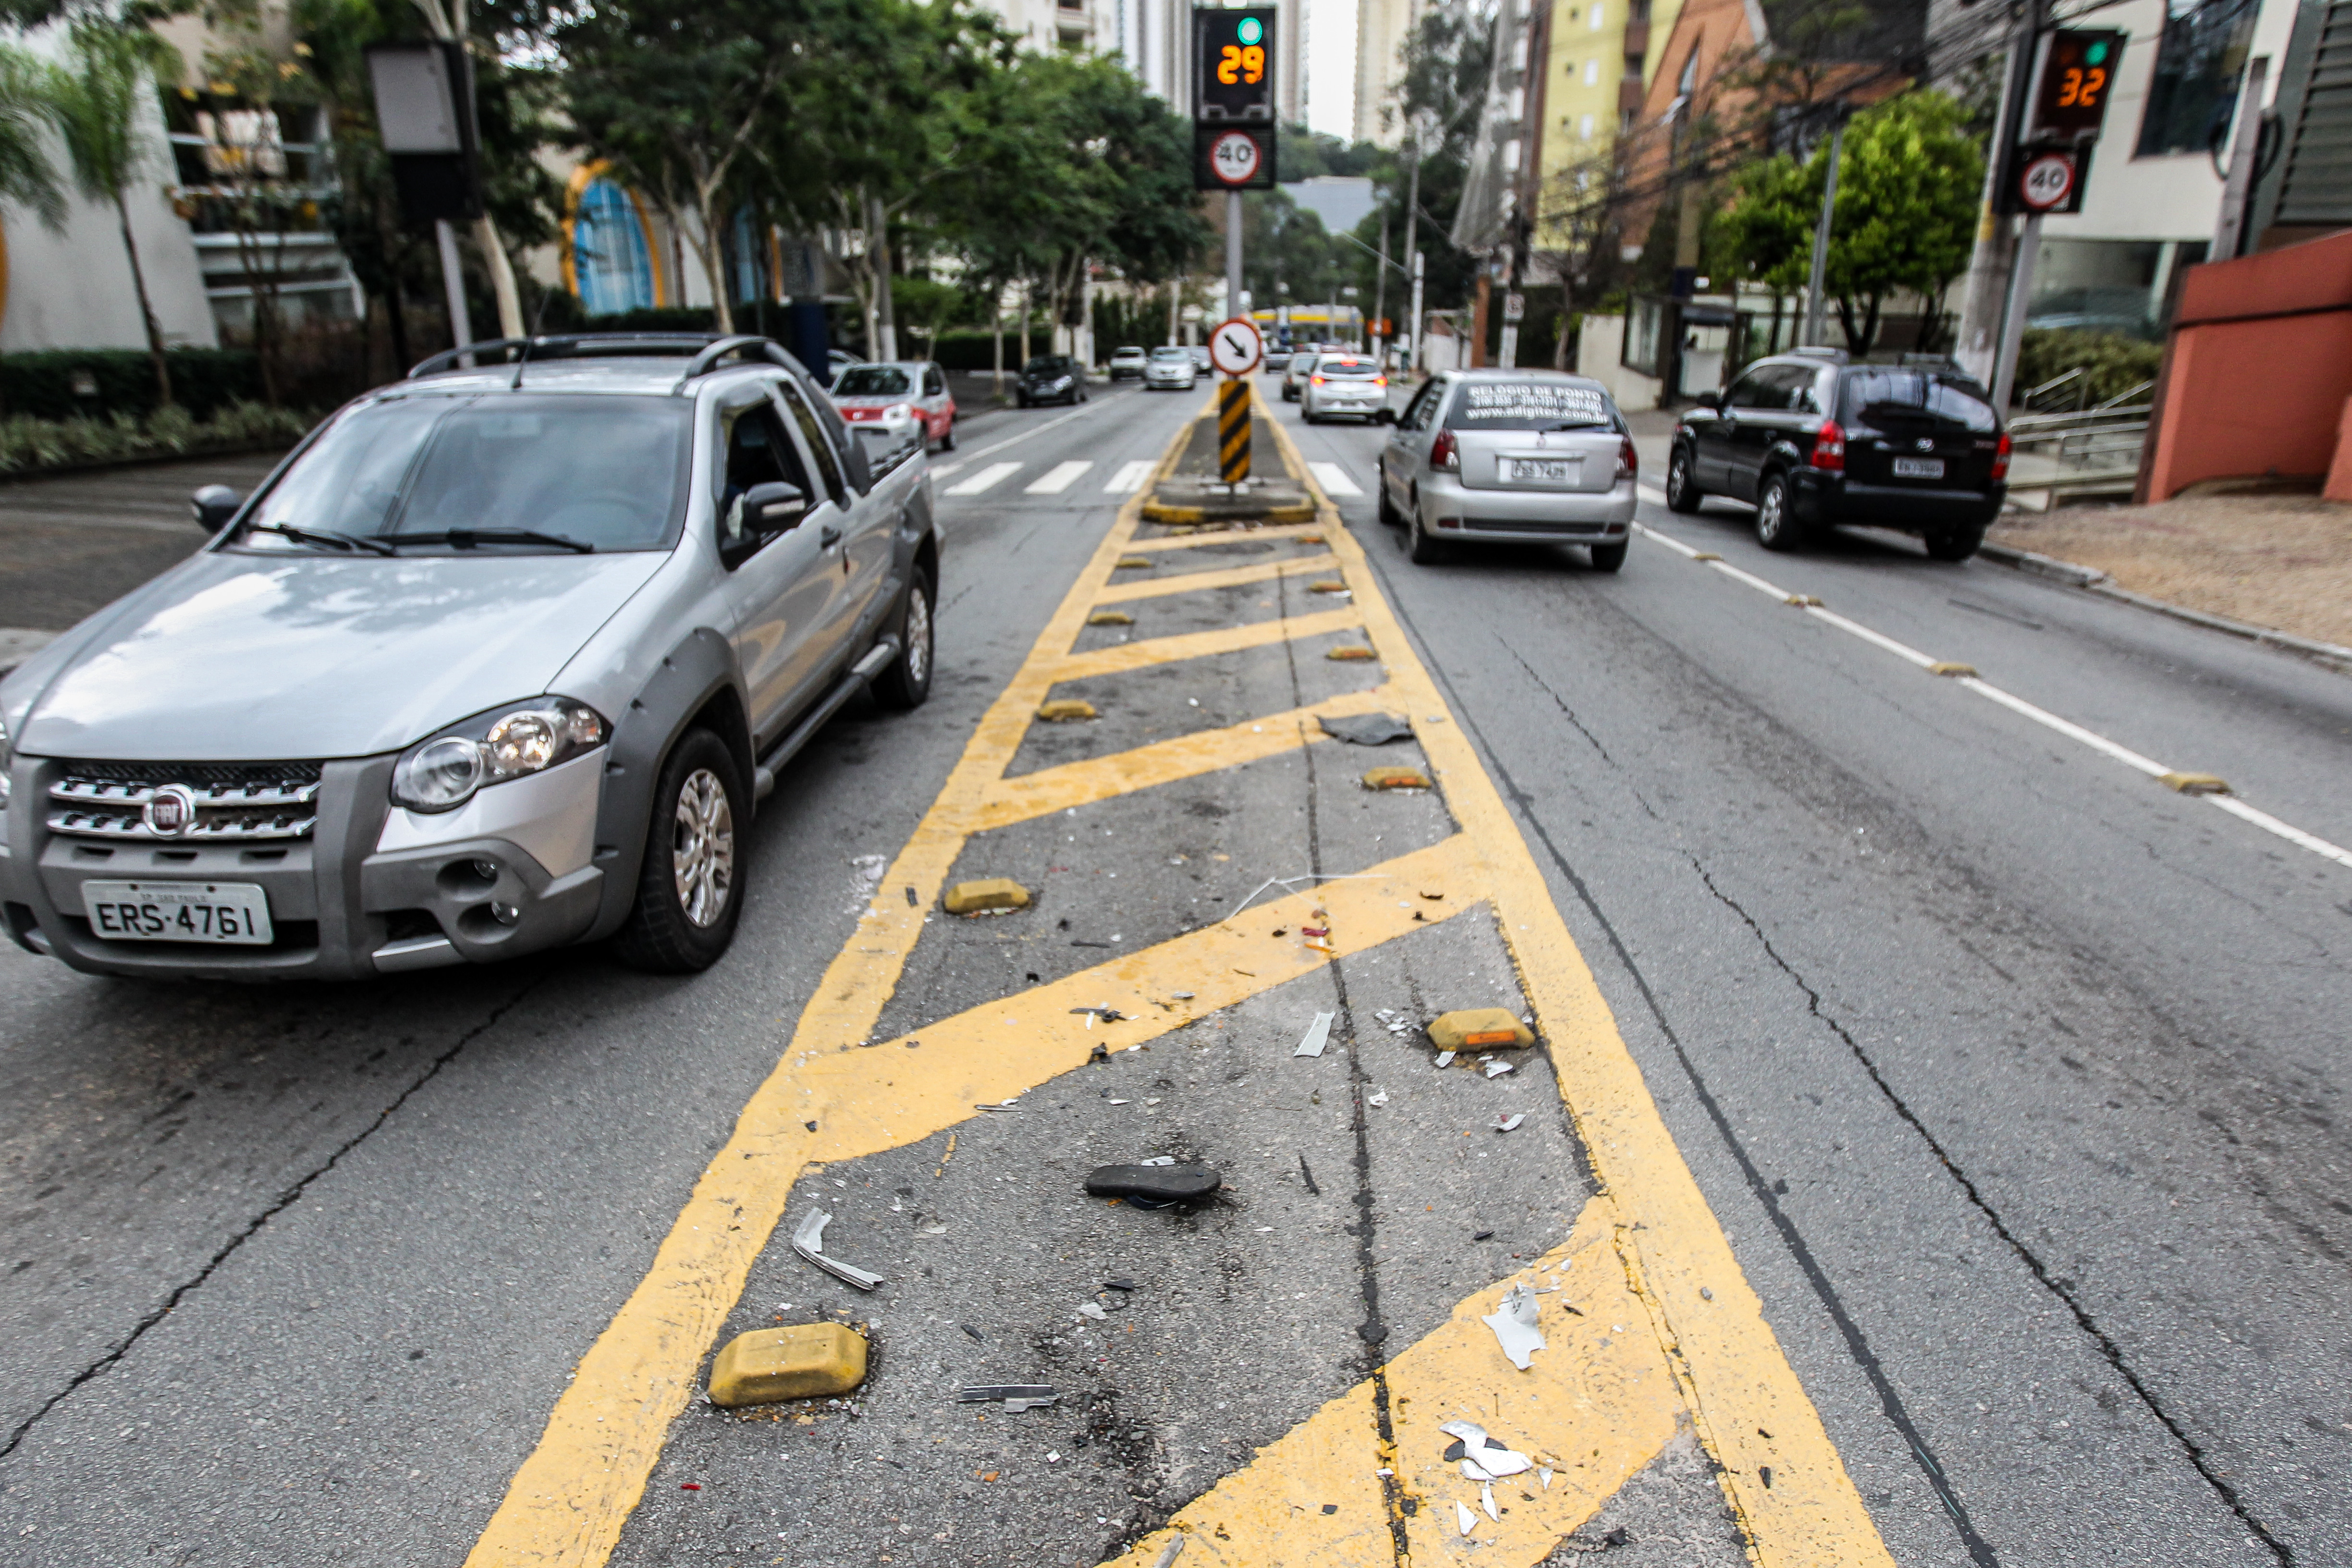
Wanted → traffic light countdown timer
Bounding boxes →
[1193,7,1276,191]
[1997,28,2122,215]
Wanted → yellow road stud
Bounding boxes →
[1308,579,1350,594]
[943,878,1031,915]
[707,1323,867,1408]
[1785,593,1824,607]
[1115,556,1154,569]
[1362,766,1431,791]
[1036,698,1097,722]
[1088,611,1134,626]
[2160,771,2231,796]
[1325,646,1377,662]
[1428,1007,1536,1050]
[1691,551,1723,561]
[1298,533,1325,544]
[1927,662,1977,677]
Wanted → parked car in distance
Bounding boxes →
[1186,344,1211,371]
[1016,355,1088,408]
[825,349,863,385]
[1666,351,2009,559]
[1376,368,1637,570]
[1282,351,1322,402]
[831,360,958,453]
[1300,355,1387,423]
[1144,345,1200,391]
[0,333,940,982]
[1108,346,1149,380]
[1264,344,1293,372]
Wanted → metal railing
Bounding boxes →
[2004,403,2151,502]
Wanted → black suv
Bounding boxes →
[1665,353,2009,560]
[1015,355,1088,408]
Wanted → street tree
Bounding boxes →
[1714,91,1983,354]
[0,44,62,231]
[45,24,181,407]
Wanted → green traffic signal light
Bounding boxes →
[1237,16,1263,44]
[2086,41,2107,63]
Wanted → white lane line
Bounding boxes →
[1308,461,1363,497]
[1105,459,1156,494]
[943,462,1022,497]
[931,397,1109,480]
[1024,460,1093,494]
[1632,522,2352,872]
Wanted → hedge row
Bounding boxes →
[2013,330,2164,410]
[0,402,316,477]
[0,348,264,422]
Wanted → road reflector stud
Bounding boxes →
[1927,662,1977,677]
[1785,593,1824,607]
[1088,611,1134,626]
[707,1323,867,1408]
[1691,551,1723,561]
[1115,556,1154,570]
[1362,766,1431,791]
[1326,646,1377,662]
[943,878,1032,915]
[2160,771,2231,796]
[1428,1008,1535,1051]
[1299,533,1324,543]
[1309,579,1350,594]
[1037,698,1097,722]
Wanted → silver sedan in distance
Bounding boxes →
[1375,369,1638,571]
[1299,354,1387,423]
[1143,346,1199,390]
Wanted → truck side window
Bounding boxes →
[714,400,808,556]
[773,380,847,506]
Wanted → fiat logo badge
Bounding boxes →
[143,784,197,837]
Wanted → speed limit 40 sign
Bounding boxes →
[2020,150,2077,211]
[1194,124,1273,190]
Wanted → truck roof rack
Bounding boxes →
[1787,344,1850,362]
[406,333,729,380]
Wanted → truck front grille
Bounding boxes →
[47,760,324,843]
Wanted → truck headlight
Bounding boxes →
[392,696,608,813]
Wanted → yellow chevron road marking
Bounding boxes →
[1123,521,1327,553]
[1091,550,1339,602]
[1052,606,1364,682]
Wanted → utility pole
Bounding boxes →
[1408,250,1425,375]
[1226,190,1245,328]
[1952,5,2038,382]
[1372,217,1390,363]
[1403,122,1426,372]
[435,219,474,355]
[1802,111,1845,345]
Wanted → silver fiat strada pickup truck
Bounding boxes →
[0,333,938,979]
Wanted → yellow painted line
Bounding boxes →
[795,836,1484,1161]
[1266,411,1896,1566]
[1053,606,1364,683]
[1102,1197,1680,1568]
[1092,550,1339,603]
[1124,521,1329,553]
[965,686,1401,833]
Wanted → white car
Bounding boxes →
[1299,354,1388,423]
[829,360,958,453]
[1109,346,1149,380]
[1143,346,1199,391]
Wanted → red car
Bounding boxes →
[829,360,958,452]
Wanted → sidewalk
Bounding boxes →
[1987,489,2352,656]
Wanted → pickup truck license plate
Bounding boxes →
[83,880,273,944]
[1892,456,1945,479]
[1507,459,1579,483]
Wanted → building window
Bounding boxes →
[571,176,659,315]
[2136,0,2260,157]
[1591,4,1605,27]
[1585,58,1600,84]
[1580,113,1596,139]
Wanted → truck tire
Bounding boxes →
[870,564,934,710]
[613,728,745,973]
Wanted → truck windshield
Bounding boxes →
[235,395,691,553]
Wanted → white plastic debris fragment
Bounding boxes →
[1539,1468,1555,1490]
[1460,1458,1494,1482]
[791,1210,886,1291]
[1494,1113,1525,1132]
[1294,1012,1335,1057]
[1440,1420,1534,1478]
[1484,1060,1514,1078]
[1434,1051,1456,1067]
[1481,1283,1547,1369]
[1076,1301,1109,1321]
[1173,992,1196,1001]
[1152,1535,1187,1568]
[922,1222,947,1236]
[1368,1091,1389,1108]
[1142,1155,1176,1165]
[1482,1482,1498,1521]
[1456,1501,1478,1537]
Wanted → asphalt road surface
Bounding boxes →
[2,373,2347,1568]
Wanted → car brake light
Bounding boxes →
[1991,431,2011,481]
[1311,375,1325,384]
[1616,436,1637,479]
[1810,419,1846,472]
[1431,428,1459,470]
[1373,376,1386,386]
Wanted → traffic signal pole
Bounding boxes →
[1227,190,1244,333]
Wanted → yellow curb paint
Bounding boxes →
[1100,1199,1679,1568]
[1052,607,1365,683]
[1092,551,1340,604]
[1124,522,1329,553]
[1268,410,1896,1568]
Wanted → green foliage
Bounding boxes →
[0,42,61,229]
[1276,122,1386,180]
[0,348,265,420]
[2014,330,2163,408]
[0,401,315,476]
[1715,91,1982,354]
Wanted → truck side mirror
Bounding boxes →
[191,484,243,532]
[743,480,808,532]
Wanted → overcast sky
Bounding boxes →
[1306,0,1358,140]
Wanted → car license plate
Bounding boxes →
[1507,459,1579,483]
[1892,456,1945,479]
[83,880,273,944]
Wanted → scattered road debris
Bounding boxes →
[1084,1163,1224,1205]
[1494,1113,1525,1132]
[1361,766,1432,791]
[1441,1421,1534,1479]
[943,879,1031,915]
[1171,990,1195,1000]
[1457,1501,1478,1537]
[1037,698,1098,722]
[791,1211,885,1291]
[1318,712,1414,745]
[1104,1278,1138,1291]
[1481,1283,1546,1369]
[1308,579,1351,595]
[1075,1301,1110,1321]
[845,854,888,915]
[708,1322,868,1407]
[959,1384,1061,1411]
[1482,1482,1499,1520]
[1325,646,1378,662]
[1152,1536,1188,1568]
[1484,1060,1515,1078]
[1070,1006,1129,1022]
[1368,1090,1389,1108]
[1539,1468,1555,1489]
[1294,1012,1335,1057]
[1434,1051,1457,1067]
[1429,1009,1535,1050]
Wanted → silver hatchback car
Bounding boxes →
[0,334,939,980]
[1375,369,1638,570]
[1299,353,1388,423]
[1143,345,1199,391]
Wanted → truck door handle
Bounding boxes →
[820,524,843,548]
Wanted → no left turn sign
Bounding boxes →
[1209,316,1263,376]
[1208,130,1262,187]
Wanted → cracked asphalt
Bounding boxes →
[3,376,2350,1566]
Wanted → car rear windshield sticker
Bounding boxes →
[1454,382,1610,428]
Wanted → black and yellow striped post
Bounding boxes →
[1218,377,1251,483]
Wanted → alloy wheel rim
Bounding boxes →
[1669,455,1687,502]
[671,768,735,928]
[1760,485,1782,539]
[904,586,932,686]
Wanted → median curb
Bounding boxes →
[1977,541,2352,679]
